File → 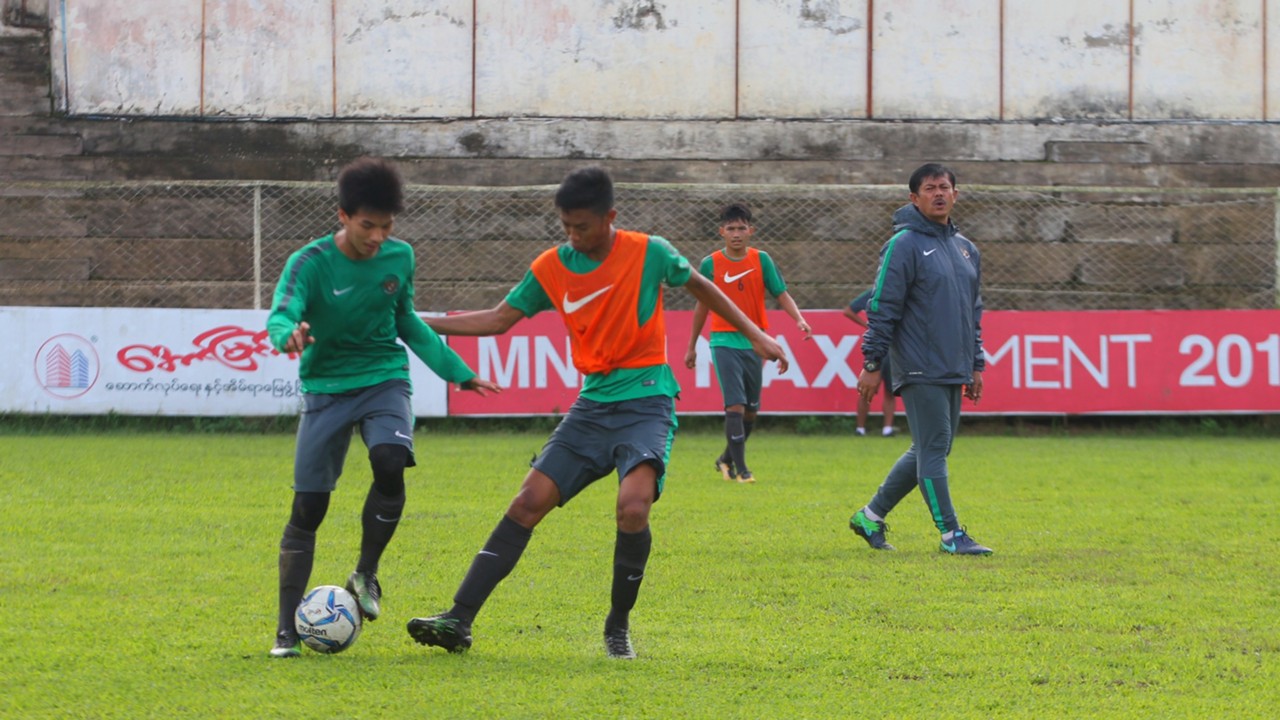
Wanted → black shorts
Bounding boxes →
[292,379,416,492]
[532,394,677,505]
[711,346,763,410]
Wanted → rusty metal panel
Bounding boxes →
[335,0,473,117]
[739,0,869,119]
[1004,0,1129,120]
[475,0,735,118]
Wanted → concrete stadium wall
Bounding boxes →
[38,0,1280,121]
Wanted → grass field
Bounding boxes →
[2,426,1278,719]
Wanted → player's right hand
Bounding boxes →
[284,321,314,354]
[460,377,502,396]
[683,347,698,369]
[753,335,789,374]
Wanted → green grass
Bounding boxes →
[2,430,1278,719]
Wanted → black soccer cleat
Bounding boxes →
[714,457,737,482]
[940,528,993,556]
[407,613,473,653]
[849,509,895,551]
[268,629,301,658]
[604,625,636,660]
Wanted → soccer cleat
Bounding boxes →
[345,571,382,621]
[269,630,301,658]
[737,471,755,484]
[604,625,636,660]
[714,457,737,482]
[407,613,472,653]
[940,528,993,555]
[849,509,895,550]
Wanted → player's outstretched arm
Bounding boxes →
[684,273,788,372]
[427,301,525,337]
[684,302,710,369]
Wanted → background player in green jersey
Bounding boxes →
[265,157,500,658]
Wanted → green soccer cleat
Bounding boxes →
[849,509,895,550]
[407,613,473,653]
[345,570,382,621]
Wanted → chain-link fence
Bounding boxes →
[1,180,1276,312]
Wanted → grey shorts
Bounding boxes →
[712,346,763,410]
[532,394,678,506]
[293,379,416,492]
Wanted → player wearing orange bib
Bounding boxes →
[685,204,812,483]
[407,168,788,659]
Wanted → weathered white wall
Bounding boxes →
[42,0,1280,121]
[476,2,735,118]
[338,0,472,116]
[1133,0,1262,119]
[1005,1,1129,120]
[59,2,202,115]
[872,0,1002,120]
[739,0,868,118]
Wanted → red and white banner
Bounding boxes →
[2,307,450,417]
[5,307,1276,417]
[446,309,1280,416]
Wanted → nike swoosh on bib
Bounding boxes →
[923,249,937,256]
[563,285,612,314]
[333,286,354,295]
[723,269,755,283]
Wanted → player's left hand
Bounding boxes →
[964,371,983,404]
[460,377,502,396]
[796,319,813,341]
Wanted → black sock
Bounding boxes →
[277,524,316,635]
[357,488,405,575]
[743,418,754,440]
[450,515,533,623]
[606,526,652,630]
[725,410,748,474]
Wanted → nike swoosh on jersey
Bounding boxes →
[562,285,612,314]
[332,286,355,295]
[923,249,937,256]
[723,269,755,283]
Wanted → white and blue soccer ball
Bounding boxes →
[295,585,362,654]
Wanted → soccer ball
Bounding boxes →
[295,585,362,654]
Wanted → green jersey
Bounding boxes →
[505,235,693,403]
[698,249,787,350]
[266,234,476,394]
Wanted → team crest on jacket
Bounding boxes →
[961,249,970,258]
[381,275,400,295]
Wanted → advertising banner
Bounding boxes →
[1,307,450,417]
[445,309,1280,416]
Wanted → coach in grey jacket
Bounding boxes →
[847,163,993,556]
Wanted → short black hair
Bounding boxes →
[908,163,957,194]
[554,166,614,215]
[719,203,753,225]
[337,156,405,216]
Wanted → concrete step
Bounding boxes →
[0,132,82,156]
[0,94,50,116]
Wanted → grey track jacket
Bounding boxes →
[860,204,985,393]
